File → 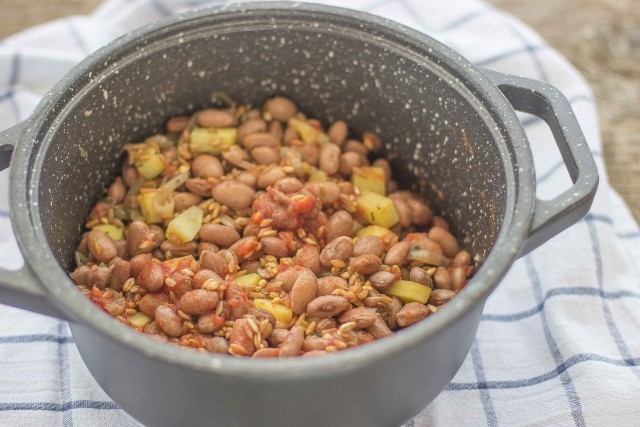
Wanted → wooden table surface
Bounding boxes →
[2,0,638,221]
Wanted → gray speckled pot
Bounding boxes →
[0,3,597,427]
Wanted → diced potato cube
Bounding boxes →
[137,191,162,224]
[357,191,399,228]
[288,118,319,145]
[136,148,165,180]
[165,206,203,245]
[352,167,386,195]
[253,299,293,324]
[235,273,262,289]
[308,170,328,182]
[93,224,124,241]
[129,312,152,329]
[190,127,237,154]
[352,220,365,235]
[383,280,431,304]
[356,225,399,250]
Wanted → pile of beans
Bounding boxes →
[70,96,474,358]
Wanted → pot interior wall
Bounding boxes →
[34,13,508,271]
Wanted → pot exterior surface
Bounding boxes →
[71,301,484,427]
[7,4,539,426]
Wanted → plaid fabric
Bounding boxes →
[1,0,639,425]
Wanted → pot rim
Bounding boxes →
[10,2,535,376]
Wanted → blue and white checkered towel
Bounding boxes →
[1,0,639,425]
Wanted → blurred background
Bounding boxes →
[1,0,638,220]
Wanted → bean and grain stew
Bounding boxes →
[70,96,475,358]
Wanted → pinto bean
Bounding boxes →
[390,195,412,228]
[326,210,353,242]
[343,139,368,157]
[274,267,304,292]
[408,199,432,226]
[198,313,225,333]
[264,96,297,121]
[339,152,364,176]
[305,182,340,206]
[137,262,164,292]
[268,328,289,347]
[257,166,286,189]
[165,115,189,133]
[279,326,304,357]
[198,242,219,257]
[368,271,396,291]
[185,178,213,197]
[241,260,261,274]
[229,237,260,261]
[328,120,348,145]
[229,318,256,356]
[386,297,403,329]
[178,289,219,315]
[428,227,459,258]
[366,316,394,339]
[337,181,355,195]
[269,120,283,141]
[122,163,138,188]
[295,245,321,274]
[384,241,410,266]
[315,318,338,333]
[155,305,184,337]
[204,336,230,354]
[129,253,152,278]
[200,223,241,247]
[396,302,430,327]
[451,267,467,292]
[236,171,257,188]
[225,283,251,320]
[107,177,126,204]
[353,235,384,258]
[433,267,453,290]
[108,257,131,291]
[261,236,289,258]
[237,118,268,144]
[87,230,118,263]
[249,308,276,327]
[350,254,381,275]
[274,177,303,193]
[191,154,224,178]
[193,269,223,289]
[243,132,279,151]
[251,146,280,165]
[160,240,198,257]
[429,289,456,306]
[319,236,354,268]
[409,267,433,287]
[170,272,194,299]
[139,293,170,317]
[296,144,319,165]
[338,307,378,329]
[173,192,203,211]
[317,276,348,296]
[319,143,341,175]
[88,266,112,289]
[212,181,255,209]
[289,270,317,314]
[355,330,375,345]
[197,109,236,128]
[306,295,351,318]
[452,250,471,268]
[126,221,156,256]
[303,336,333,352]
[253,348,281,358]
